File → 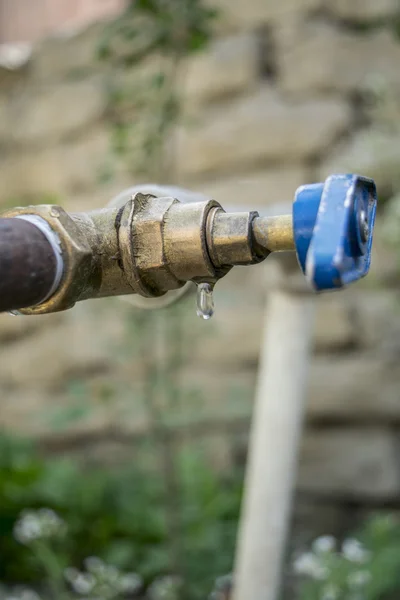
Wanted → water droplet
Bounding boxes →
[196,283,214,320]
[50,208,60,218]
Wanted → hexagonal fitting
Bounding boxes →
[0,205,92,314]
[118,192,223,297]
[118,193,182,297]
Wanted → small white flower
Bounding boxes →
[293,552,316,574]
[347,570,372,588]
[342,539,371,563]
[65,567,95,595]
[293,552,329,580]
[321,583,339,600]
[147,576,183,600]
[95,583,114,598]
[312,536,336,554]
[13,512,42,544]
[103,564,119,583]
[70,573,96,595]
[84,556,106,576]
[118,573,142,593]
[66,559,142,598]
[37,508,65,536]
[13,509,66,545]
[64,567,80,584]
[4,589,42,600]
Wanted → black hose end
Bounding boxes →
[0,218,58,313]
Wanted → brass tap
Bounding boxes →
[0,192,293,315]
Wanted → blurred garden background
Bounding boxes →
[2,0,400,599]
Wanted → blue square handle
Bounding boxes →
[293,174,377,291]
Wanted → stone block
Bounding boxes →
[314,292,357,352]
[0,311,57,343]
[5,77,106,146]
[353,289,400,349]
[178,87,351,176]
[0,321,73,390]
[318,129,400,196]
[0,386,124,438]
[0,150,61,201]
[327,0,400,21]
[0,302,124,392]
[0,93,8,142]
[290,497,351,549]
[193,166,308,211]
[366,225,400,288]
[180,367,256,420]
[207,0,321,33]
[308,354,400,421]
[187,299,262,371]
[279,23,400,94]
[298,428,400,500]
[0,127,110,202]
[32,23,105,81]
[55,128,111,194]
[185,33,258,103]
[0,390,58,435]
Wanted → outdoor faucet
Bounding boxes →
[0,174,377,316]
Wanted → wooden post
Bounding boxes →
[232,255,315,600]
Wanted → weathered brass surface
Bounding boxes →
[118,193,170,298]
[0,194,295,314]
[70,207,134,300]
[208,209,263,268]
[0,205,92,315]
[164,199,221,284]
[252,215,294,253]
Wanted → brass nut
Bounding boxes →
[130,193,183,293]
[118,193,172,298]
[118,193,217,297]
[0,205,92,314]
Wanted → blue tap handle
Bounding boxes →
[293,174,377,291]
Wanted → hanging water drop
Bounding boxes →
[196,282,214,320]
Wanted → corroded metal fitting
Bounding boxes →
[116,193,267,295]
[0,193,293,314]
[0,205,92,315]
[207,208,264,268]
[118,193,223,297]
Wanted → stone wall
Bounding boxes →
[1,0,400,558]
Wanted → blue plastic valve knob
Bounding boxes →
[293,174,377,291]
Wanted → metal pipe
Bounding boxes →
[252,215,295,253]
[0,198,297,315]
[0,217,61,313]
[70,208,134,300]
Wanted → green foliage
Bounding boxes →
[0,432,241,599]
[295,514,400,600]
[98,0,217,62]
[97,0,217,181]
[19,291,242,599]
